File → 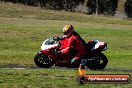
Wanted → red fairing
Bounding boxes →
[99,42,107,49]
[41,46,59,59]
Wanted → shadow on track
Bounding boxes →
[0,64,132,72]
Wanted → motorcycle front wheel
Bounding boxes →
[34,52,54,68]
[86,53,108,70]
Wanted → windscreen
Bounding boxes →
[44,38,58,45]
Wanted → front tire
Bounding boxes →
[87,53,108,70]
[34,52,54,68]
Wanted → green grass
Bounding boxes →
[0,2,132,88]
[0,18,132,68]
[0,68,132,88]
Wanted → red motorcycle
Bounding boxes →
[34,37,108,70]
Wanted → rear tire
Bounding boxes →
[87,53,108,70]
[34,52,54,68]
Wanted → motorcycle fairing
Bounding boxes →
[41,38,59,50]
[92,41,105,50]
[87,40,107,51]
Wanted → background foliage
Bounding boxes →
[0,0,132,17]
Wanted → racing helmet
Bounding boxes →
[63,25,74,37]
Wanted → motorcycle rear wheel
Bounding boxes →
[87,53,108,70]
[34,52,54,68]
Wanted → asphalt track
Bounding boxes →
[0,64,132,72]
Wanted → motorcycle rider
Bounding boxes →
[60,25,87,64]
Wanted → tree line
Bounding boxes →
[1,0,132,18]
